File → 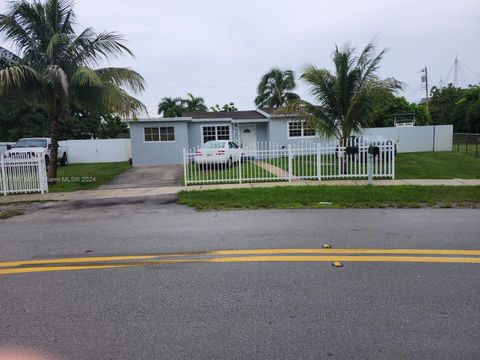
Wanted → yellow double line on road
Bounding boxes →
[1,248,480,276]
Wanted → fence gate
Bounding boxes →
[0,153,49,195]
[183,139,395,185]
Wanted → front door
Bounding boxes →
[240,125,257,152]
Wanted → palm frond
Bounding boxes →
[72,30,134,66]
[0,63,41,96]
[70,66,102,88]
[95,67,145,93]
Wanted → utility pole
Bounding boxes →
[421,67,429,106]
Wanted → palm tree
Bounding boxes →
[282,41,402,142]
[157,97,184,117]
[255,68,300,108]
[183,93,207,112]
[0,0,145,183]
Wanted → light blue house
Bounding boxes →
[128,108,319,166]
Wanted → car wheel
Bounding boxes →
[226,157,233,168]
[45,155,50,167]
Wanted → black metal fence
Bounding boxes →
[453,133,480,158]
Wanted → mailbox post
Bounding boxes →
[367,143,374,186]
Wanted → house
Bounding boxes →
[128,108,320,166]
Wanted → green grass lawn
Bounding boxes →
[396,152,480,179]
[185,161,277,184]
[263,152,478,180]
[49,162,131,192]
[268,155,374,178]
[178,185,480,211]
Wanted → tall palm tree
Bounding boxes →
[157,97,184,117]
[255,68,300,108]
[0,0,145,183]
[183,93,207,112]
[282,41,402,142]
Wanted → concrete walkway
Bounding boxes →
[254,160,290,178]
[1,178,479,204]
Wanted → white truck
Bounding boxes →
[4,137,68,166]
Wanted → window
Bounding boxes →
[288,122,302,137]
[303,126,316,137]
[217,126,230,140]
[144,127,159,142]
[288,121,316,138]
[202,125,230,143]
[160,127,175,142]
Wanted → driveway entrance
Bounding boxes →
[100,165,183,189]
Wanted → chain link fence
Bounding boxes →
[453,133,480,159]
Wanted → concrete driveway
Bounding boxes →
[99,165,183,189]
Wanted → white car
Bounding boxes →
[194,140,243,167]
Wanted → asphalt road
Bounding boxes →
[1,196,479,359]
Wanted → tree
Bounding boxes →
[210,102,238,112]
[255,68,300,108]
[429,84,480,132]
[282,41,401,142]
[429,85,463,127]
[99,114,129,138]
[184,93,207,112]
[370,91,430,127]
[157,97,184,117]
[0,99,49,140]
[0,0,145,183]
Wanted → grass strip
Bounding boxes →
[0,209,24,219]
[178,185,480,210]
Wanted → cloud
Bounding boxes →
[1,0,479,115]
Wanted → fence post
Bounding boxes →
[392,145,396,180]
[1,155,6,196]
[182,149,188,186]
[40,154,48,194]
[288,144,293,182]
[316,143,321,181]
[238,151,242,184]
[38,154,44,194]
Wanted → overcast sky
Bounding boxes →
[1,0,479,116]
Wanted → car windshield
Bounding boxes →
[15,139,47,148]
[203,141,225,149]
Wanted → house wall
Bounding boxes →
[268,119,326,146]
[130,121,189,166]
[255,123,268,143]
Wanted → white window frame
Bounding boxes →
[200,124,232,144]
[159,126,176,142]
[287,121,317,139]
[144,127,160,142]
[143,126,176,143]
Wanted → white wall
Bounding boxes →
[66,139,131,163]
[357,125,453,153]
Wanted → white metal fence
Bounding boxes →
[183,140,395,185]
[0,153,48,195]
